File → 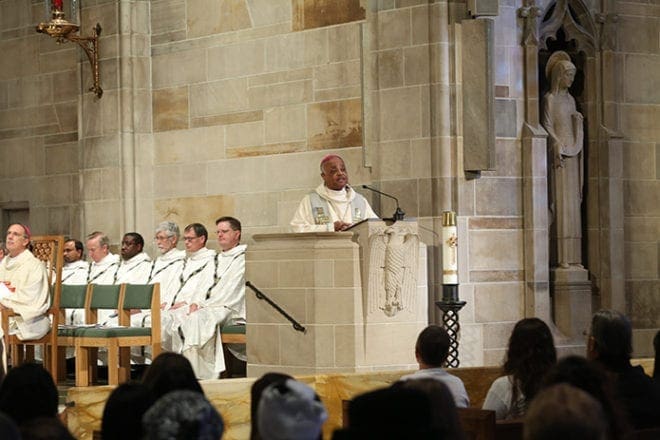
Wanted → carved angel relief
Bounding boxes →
[367,226,419,317]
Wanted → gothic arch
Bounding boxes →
[539,0,597,54]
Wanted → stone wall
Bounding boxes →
[0,0,80,235]
[0,0,657,363]
[616,0,660,356]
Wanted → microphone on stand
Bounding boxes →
[361,185,405,222]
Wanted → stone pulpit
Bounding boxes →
[245,219,428,377]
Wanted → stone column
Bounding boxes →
[79,0,153,241]
[519,2,551,322]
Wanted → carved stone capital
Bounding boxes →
[518,5,542,46]
[599,13,619,51]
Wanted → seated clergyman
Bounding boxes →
[176,216,247,380]
[290,154,378,232]
[0,225,51,352]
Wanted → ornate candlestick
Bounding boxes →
[436,211,466,367]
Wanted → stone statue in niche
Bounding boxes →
[543,51,584,269]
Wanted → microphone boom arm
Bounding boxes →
[362,185,405,221]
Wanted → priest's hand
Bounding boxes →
[334,221,351,231]
[170,301,186,310]
[188,303,200,314]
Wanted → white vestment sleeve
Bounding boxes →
[0,263,49,320]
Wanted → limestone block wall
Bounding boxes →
[0,0,656,364]
[78,0,154,241]
[0,0,80,235]
[149,0,370,242]
[616,0,660,356]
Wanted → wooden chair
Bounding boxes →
[1,235,64,380]
[56,284,91,381]
[73,283,124,386]
[458,408,496,440]
[115,283,162,377]
[220,323,246,378]
[74,283,161,386]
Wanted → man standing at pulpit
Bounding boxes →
[291,154,378,232]
[0,224,50,343]
[178,216,247,379]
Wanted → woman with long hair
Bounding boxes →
[483,318,557,420]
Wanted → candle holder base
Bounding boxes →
[436,295,466,368]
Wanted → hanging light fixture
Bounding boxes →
[36,0,103,98]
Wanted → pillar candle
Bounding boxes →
[442,211,458,285]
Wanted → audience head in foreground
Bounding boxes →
[399,325,470,407]
[250,372,294,440]
[102,381,154,440]
[0,362,58,427]
[19,416,75,440]
[333,386,439,439]
[482,317,556,419]
[541,355,629,440]
[394,378,465,440]
[415,324,451,368]
[587,309,633,368]
[524,383,607,440]
[257,378,327,440]
[141,352,203,401]
[586,309,660,429]
[142,389,223,440]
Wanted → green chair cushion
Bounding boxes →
[57,327,79,337]
[222,324,246,335]
[67,327,152,338]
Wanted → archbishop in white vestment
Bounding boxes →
[0,247,50,340]
[179,243,247,379]
[0,224,51,372]
[291,183,377,232]
[291,155,377,232]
